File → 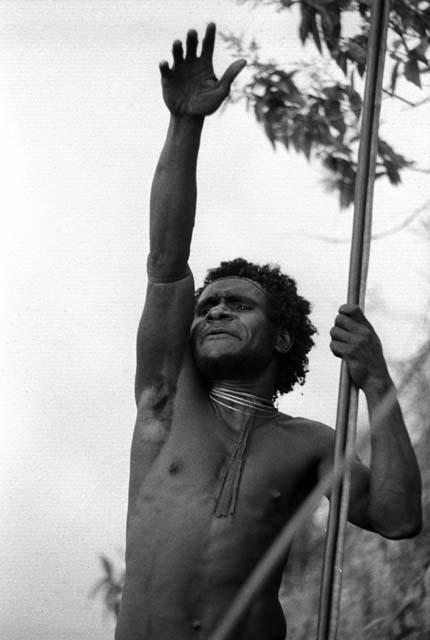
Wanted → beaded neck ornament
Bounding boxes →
[209,385,278,417]
[210,384,278,517]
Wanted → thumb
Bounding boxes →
[219,59,247,93]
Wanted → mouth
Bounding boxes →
[204,329,239,340]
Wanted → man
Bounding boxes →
[115,23,422,640]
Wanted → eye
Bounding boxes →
[230,301,250,311]
[195,303,209,316]
[198,306,210,316]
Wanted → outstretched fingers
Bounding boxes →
[186,29,198,59]
[172,39,184,66]
[220,59,247,92]
[159,60,170,78]
[201,22,216,60]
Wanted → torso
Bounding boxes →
[116,354,326,640]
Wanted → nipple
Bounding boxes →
[168,458,183,475]
[271,489,282,504]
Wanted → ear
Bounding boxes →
[275,330,293,355]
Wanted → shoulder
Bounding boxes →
[274,413,335,456]
[275,412,334,436]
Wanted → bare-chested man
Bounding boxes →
[115,23,422,640]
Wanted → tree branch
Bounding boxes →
[382,88,416,106]
[299,198,430,243]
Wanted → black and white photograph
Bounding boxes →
[2,2,430,639]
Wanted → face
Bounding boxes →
[190,278,281,381]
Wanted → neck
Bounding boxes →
[210,379,274,400]
[208,363,277,402]
[208,375,277,432]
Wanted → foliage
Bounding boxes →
[222,0,430,207]
[89,554,124,620]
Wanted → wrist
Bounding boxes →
[166,114,204,150]
[362,370,393,400]
[169,113,205,130]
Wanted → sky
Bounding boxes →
[1,2,429,639]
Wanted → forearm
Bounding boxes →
[365,375,422,538]
[148,114,204,280]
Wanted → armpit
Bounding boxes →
[135,376,176,444]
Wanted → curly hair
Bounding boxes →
[195,258,317,396]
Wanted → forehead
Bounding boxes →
[198,277,268,304]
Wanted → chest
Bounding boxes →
[136,411,318,528]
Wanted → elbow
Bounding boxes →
[374,513,423,540]
[368,483,423,540]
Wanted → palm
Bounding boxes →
[163,59,221,116]
[159,24,246,117]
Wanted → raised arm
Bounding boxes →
[148,24,246,281]
[329,304,422,539]
[135,24,246,401]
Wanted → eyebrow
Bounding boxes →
[195,292,259,312]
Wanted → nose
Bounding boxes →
[207,302,233,321]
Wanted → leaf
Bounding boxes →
[263,119,277,149]
[347,34,368,76]
[254,99,265,123]
[347,40,367,66]
[384,160,401,185]
[326,100,346,137]
[391,61,400,93]
[357,1,370,18]
[377,138,412,171]
[291,120,304,154]
[277,73,306,107]
[89,577,109,599]
[281,131,290,150]
[299,4,315,45]
[335,50,348,75]
[302,132,313,160]
[100,555,114,578]
[404,58,422,88]
[347,87,362,120]
[413,37,430,65]
[319,3,341,54]
[311,14,322,53]
[322,85,345,101]
[340,179,355,209]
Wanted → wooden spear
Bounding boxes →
[316,2,391,639]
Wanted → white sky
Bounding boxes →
[1,2,429,639]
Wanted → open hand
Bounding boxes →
[159,23,246,117]
[330,304,390,392]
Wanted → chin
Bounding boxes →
[193,348,268,382]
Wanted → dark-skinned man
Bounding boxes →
[115,23,422,640]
